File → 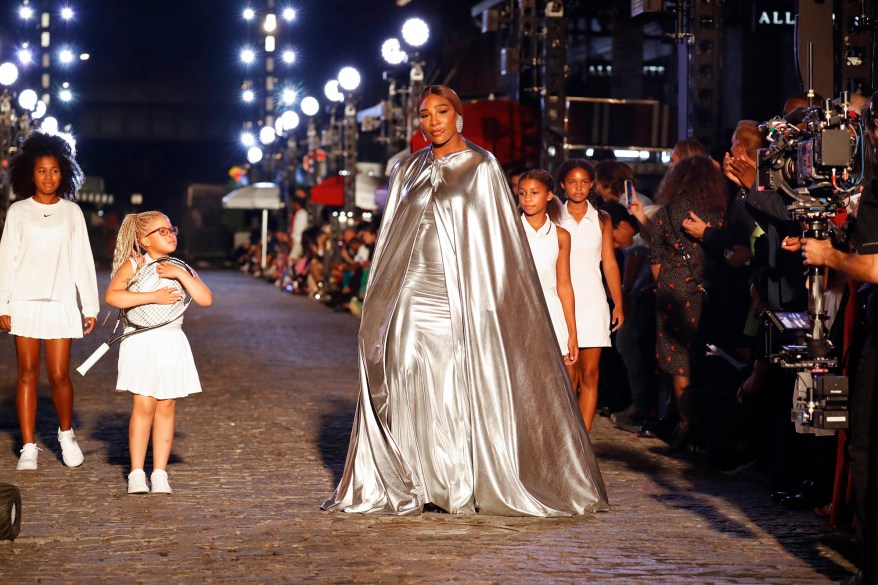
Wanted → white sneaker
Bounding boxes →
[150,469,172,494]
[58,428,84,467]
[127,469,149,494]
[16,443,40,471]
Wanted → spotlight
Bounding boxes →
[381,38,407,65]
[59,49,74,64]
[33,100,47,119]
[41,116,59,133]
[17,49,33,65]
[402,18,429,47]
[337,67,361,92]
[259,125,276,145]
[59,88,73,102]
[283,7,295,21]
[60,7,74,20]
[241,131,256,147]
[0,62,19,86]
[240,48,255,64]
[324,80,344,103]
[242,89,255,102]
[301,96,319,116]
[263,13,277,33]
[19,6,33,19]
[79,53,89,61]
[280,110,299,131]
[18,89,38,110]
[243,8,255,20]
[247,146,263,164]
[282,50,296,64]
[281,88,297,105]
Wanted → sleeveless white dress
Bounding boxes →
[560,202,611,348]
[116,257,202,399]
[521,214,569,353]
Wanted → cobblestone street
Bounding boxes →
[0,271,859,583]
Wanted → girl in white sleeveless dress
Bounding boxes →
[105,211,213,495]
[518,170,578,364]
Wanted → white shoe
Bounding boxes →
[58,428,84,468]
[150,469,172,494]
[16,443,41,471]
[127,469,149,494]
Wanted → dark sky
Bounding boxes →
[2,0,475,212]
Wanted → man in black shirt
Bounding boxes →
[800,97,878,585]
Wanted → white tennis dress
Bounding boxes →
[560,201,611,348]
[116,257,202,399]
[0,198,99,339]
[521,214,569,353]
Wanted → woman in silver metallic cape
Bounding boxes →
[322,85,608,516]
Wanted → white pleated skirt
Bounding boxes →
[8,300,84,339]
[116,321,202,400]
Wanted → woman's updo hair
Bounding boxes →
[9,130,84,200]
[416,85,464,116]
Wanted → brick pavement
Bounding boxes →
[0,271,858,583]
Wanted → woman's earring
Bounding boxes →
[456,116,464,133]
[421,128,428,141]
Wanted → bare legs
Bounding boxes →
[15,336,74,444]
[567,347,602,431]
[129,395,176,471]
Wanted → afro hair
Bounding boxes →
[9,130,84,201]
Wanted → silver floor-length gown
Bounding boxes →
[322,141,609,516]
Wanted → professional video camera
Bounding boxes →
[755,91,864,434]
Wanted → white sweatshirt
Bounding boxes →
[0,197,100,318]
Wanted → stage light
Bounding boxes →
[240,48,255,64]
[19,6,33,19]
[263,13,277,33]
[247,146,263,164]
[282,88,297,105]
[337,67,360,92]
[18,89,38,110]
[324,80,344,103]
[382,39,407,65]
[41,116,59,133]
[402,18,429,47]
[59,88,73,102]
[242,89,255,102]
[283,8,295,21]
[59,49,74,64]
[17,49,33,65]
[241,131,256,147]
[79,53,90,61]
[243,8,255,20]
[60,7,74,20]
[33,100,47,119]
[282,50,296,64]
[301,96,319,116]
[259,125,276,145]
[280,110,299,131]
[0,63,19,86]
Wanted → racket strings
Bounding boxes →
[124,263,189,327]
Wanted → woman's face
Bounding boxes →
[419,94,459,146]
[33,155,62,198]
[563,167,593,204]
[518,178,553,217]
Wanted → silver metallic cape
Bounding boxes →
[322,142,609,516]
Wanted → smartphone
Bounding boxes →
[624,180,635,206]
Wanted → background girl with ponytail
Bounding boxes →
[105,211,211,494]
[0,130,98,471]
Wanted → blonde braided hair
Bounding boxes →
[110,211,168,277]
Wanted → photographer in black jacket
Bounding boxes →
[796,93,878,585]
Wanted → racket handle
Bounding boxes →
[76,343,110,376]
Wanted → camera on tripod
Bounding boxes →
[755,92,864,433]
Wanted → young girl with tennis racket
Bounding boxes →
[105,211,212,494]
[0,131,98,471]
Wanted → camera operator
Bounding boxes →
[795,94,878,585]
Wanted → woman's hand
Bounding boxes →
[0,315,10,331]
[681,211,710,240]
[564,339,579,366]
[611,303,625,331]
[83,316,96,335]
[151,286,183,305]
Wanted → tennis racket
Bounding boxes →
[76,256,194,376]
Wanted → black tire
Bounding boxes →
[0,483,22,541]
